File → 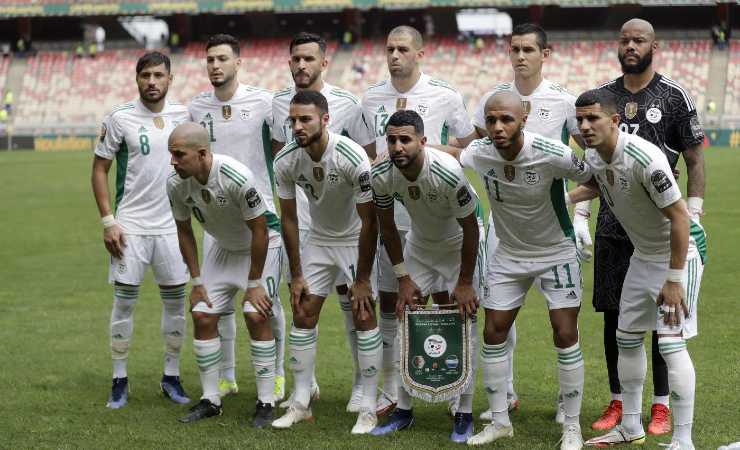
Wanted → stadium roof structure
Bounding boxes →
[0,0,719,17]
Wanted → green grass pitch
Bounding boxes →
[1,148,738,449]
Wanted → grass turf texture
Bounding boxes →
[1,148,738,449]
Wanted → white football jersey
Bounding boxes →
[362,72,475,231]
[188,84,275,210]
[585,132,690,263]
[274,132,373,246]
[95,98,189,235]
[460,131,592,261]
[473,79,580,144]
[167,154,281,252]
[372,148,479,252]
[272,82,374,232]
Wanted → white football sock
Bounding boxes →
[482,341,510,427]
[556,342,585,426]
[659,337,695,447]
[217,313,236,382]
[616,330,646,435]
[160,286,186,376]
[288,326,317,409]
[194,338,222,405]
[357,327,382,411]
[506,322,517,398]
[270,295,286,377]
[653,395,669,407]
[380,311,398,397]
[111,285,139,379]
[251,339,276,405]
[339,294,361,386]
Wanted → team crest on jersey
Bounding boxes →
[504,165,516,182]
[521,101,531,115]
[99,123,107,143]
[408,185,421,200]
[416,103,428,117]
[240,109,250,121]
[537,107,551,121]
[313,167,324,182]
[201,189,212,204]
[618,176,630,191]
[606,169,615,186]
[625,102,639,120]
[646,106,662,124]
[185,196,194,205]
[525,170,540,185]
[427,188,439,202]
[216,195,227,207]
[222,105,232,120]
[153,116,165,130]
[396,98,407,110]
[327,171,340,185]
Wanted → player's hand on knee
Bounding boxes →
[451,283,478,317]
[289,276,309,310]
[396,276,422,319]
[350,278,374,322]
[103,224,126,259]
[657,280,687,327]
[245,284,272,318]
[189,285,211,310]
[573,214,593,263]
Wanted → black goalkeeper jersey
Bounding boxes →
[595,73,705,240]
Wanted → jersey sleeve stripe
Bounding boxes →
[336,142,362,166]
[221,163,248,183]
[274,143,299,164]
[372,163,392,178]
[428,79,458,93]
[624,144,652,167]
[219,165,246,186]
[330,89,360,104]
[430,161,460,183]
[264,211,282,232]
[659,77,696,111]
[430,166,457,188]
[532,138,566,157]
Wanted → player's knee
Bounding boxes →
[378,291,397,312]
[553,327,579,348]
[112,297,136,319]
[483,326,508,345]
[293,313,319,329]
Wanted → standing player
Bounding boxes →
[188,34,284,402]
[361,25,477,415]
[167,123,282,427]
[574,90,702,450]
[575,18,706,434]
[271,91,381,434]
[369,110,481,442]
[272,32,375,411]
[472,22,587,422]
[91,52,190,409]
[442,92,592,449]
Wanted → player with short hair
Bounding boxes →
[272,32,375,411]
[188,33,284,401]
[574,90,702,450]
[271,90,381,434]
[167,122,282,427]
[369,110,481,442]
[441,92,592,449]
[574,19,706,434]
[472,22,587,423]
[91,51,190,409]
[361,25,478,416]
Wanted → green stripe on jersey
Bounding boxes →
[441,122,449,145]
[430,167,457,188]
[274,142,299,164]
[220,164,247,186]
[561,123,570,145]
[690,220,708,263]
[274,88,293,98]
[261,121,275,187]
[114,139,129,213]
[624,143,652,167]
[330,88,359,104]
[532,138,565,157]
[336,141,362,166]
[264,211,281,232]
[550,179,575,240]
[372,161,393,177]
[428,79,457,93]
[430,161,460,185]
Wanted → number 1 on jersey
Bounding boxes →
[200,120,217,142]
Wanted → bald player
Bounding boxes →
[572,18,706,435]
[439,92,592,449]
[167,123,283,427]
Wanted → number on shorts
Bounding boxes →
[266,276,277,298]
[139,134,150,155]
[192,206,206,223]
[551,263,575,289]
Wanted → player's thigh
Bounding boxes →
[405,243,449,297]
[303,244,340,299]
[536,257,583,310]
[377,230,407,293]
[593,236,633,311]
[108,234,151,285]
[193,244,242,316]
[243,246,283,315]
[482,252,534,311]
[151,233,190,286]
[283,228,308,283]
[618,256,663,334]
[681,256,704,339]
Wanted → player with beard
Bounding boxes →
[188,34,285,402]
[272,91,381,434]
[272,32,375,412]
[571,19,706,435]
[92,52,191,409]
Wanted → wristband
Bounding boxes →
[247,279,262,289]
[392,262,409,278]
[687,197,703,216]
[574,200,591,219]
[101,215,117,228]
[192,276,203,286]
[564,192,572,206]
[666,269,683,283]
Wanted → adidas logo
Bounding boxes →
[289,357,299,365]
[670,391,681,401]
[485,387,496,394]
[378,105,386,113]
[185,196,194,204]
[256,367,269,376]
[566,290,577,300]
[564,390,580,399]
[362,366,378,377]
[204,113,212,120]
[297,174,308,182]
